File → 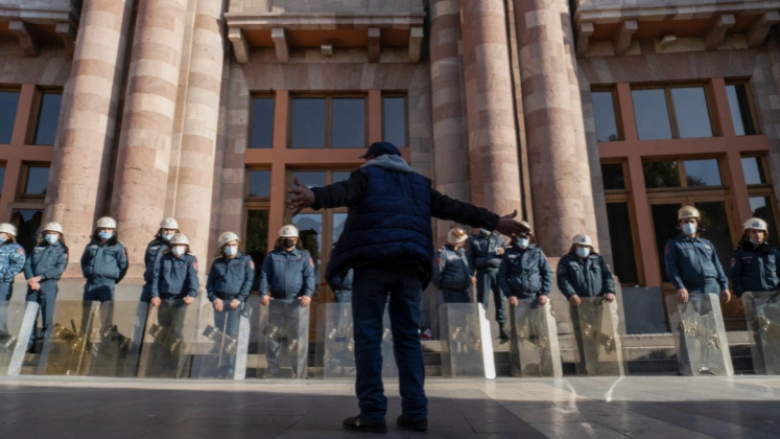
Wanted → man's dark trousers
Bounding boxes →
[476,269,506,324]
[352,266,427,424]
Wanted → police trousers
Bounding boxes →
[26,281,58,348]
[83,278,116,303]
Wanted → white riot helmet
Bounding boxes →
[0,223,17,236]
[218,231,239,247]
[572,233,593,247]
[160,217,179,230]
[42,222,63,234]
[279,225,299,238]
[744,217,768,232]
[678,206,700,222]
[96,216,117,229]
[170,233,190,246]
[447,227,468,245]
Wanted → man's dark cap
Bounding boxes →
[360,142,401,159]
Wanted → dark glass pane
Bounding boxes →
[601,163,625,190]
[750,197,780,249]
[383,97,406,148]
[651,203,682,283]
[632,89,672,140]
[34,93,63,145]
[293,213,322,287]
[333,213,348,244]
[592,91,619,142]
[10,209,43,255]
[726,84,756,136]
[694,201,732,277]
[247,170,271,198]
[742,157,766,185]
[0,92,19,144]
[643,161,680,189]
[671,87,712,139]
[291,171,326,189]
[0,167,6,196]
[25,166,50,196]
[332,171,352,183]
[245,210,269,276]
[250,98,274,149]
[332,98,365,148]
[606,203,638,284]
[290,98,325,148]
[684,159,722,187]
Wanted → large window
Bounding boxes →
[643,159,722,189]
[19,164,50,200]
[290,96,367,149]
[0,91,20,144]
[632,86,713,140]
[592,90,620,142]
[726,83,757,136]
[33,92,62,145]
[383,96,407,147]
[744,155,779,248]
[244,168,271,274]
[601,162,626,190]
[250,97,275,149]
[606,202,639,284]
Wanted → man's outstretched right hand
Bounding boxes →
[495,210,531,237]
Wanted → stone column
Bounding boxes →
[46,0,135,277]
[513,0,598,256]
[430,0,469,243]
[111,0,189,279]
[460,0,522,218]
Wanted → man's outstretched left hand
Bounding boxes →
[495,210,531,237]
[288,176,316,215]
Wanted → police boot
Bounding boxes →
[499,323,509,343]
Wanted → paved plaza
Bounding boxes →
[1,375,779,438]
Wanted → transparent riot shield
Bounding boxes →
[509,298,562,378]
[439,303,496,378]
[0,301,38,375]
[39,301,100,375]
[315,303,397,379]
[666,293,733,376]
[88,301,149,377]
[190,302,252,380]
[570,297,626,376]
[258,299,310,379]
[137,299,198,378]
[743,291,780,375]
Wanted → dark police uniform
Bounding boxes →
[207,252,254,337]
[80,237,128,302]
[497,245,552,300]
[24,241,68,348]
[432,245,472,303]
[151,251,199,300]
[665,234,728,294]
[141,238,168,303]
[557,252,615,299]
[0,241,26,301]
[468,231,507,324]
[731,241,780,297]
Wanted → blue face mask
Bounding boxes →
[161,233,173,242]
[576,247,591,258]
[45,235,59,245]
[224,246,237,256]
[98,231,113,241]
[517,238,529,249]
[682,223,697,236]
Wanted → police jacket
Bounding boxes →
[557,253,615,299]
[327,268,353,296]
[206,252,254,302]
[143,238,168,285]
[310,155,501,289]
[0,241,26,283]
[731,241,780,297]
[468,232,506,272]
[433,245,472,291]
[80,238,128,282]
[664,234,728,292]
[24,241,68,283]
[151,252,199,299]
[498,245,552,299]
[259,248,316,299]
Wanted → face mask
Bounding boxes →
[517,238,529,249]
[161,233,173,242]
[98,231,113,240]
[480,229,490,235]
[682,223,697,236]
[172,246,185,256]
[751,238,763,245]
[283,238,296,249]
[45,235,59,245]
[224,246,237,256]
[576,247,591,258]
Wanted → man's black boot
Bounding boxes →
[397,415,427,432]
[499,323,509,342]
[343,415,387,434]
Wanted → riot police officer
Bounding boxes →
[0,223,26,301]
[468,228,508,339]
[207,231,254,339]
[326,242,353,303]
[433,227,473,303]
[665,206,731,303]
[24,222,68,349]
[731,217,780,298]
[498,223,553,308]
[141,217,179,303]
[150,233,199,305]
[557,234,616,304]
[81,217,128,302]
[259,225,316,377]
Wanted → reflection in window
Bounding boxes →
[643,161,680,188]
[383,97,406,147]
[24,166,50,197]
[670,87,712,139]
[750,196,779,248]
[250,97,274,149]
[592,91,619,142]
[727,84,756,136]
[245,210,269,280]
[601,163,625,190]
[0,91,19,144]
[683,159,721,187]
[291,98,326,148]
[742,157,766,185]
[34,93,63,146]
[291,171,326,189]
[606,203,638,284]
[247,170,271,198]
[332,98,365,148]
[632,89,672,140]
[332,171,352,183]
[333,213,348,244]
[293,213,322,286]
[11,209,42,255]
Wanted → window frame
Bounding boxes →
[248,94,276,150]
[244,167,272,201]
[28,88,63,146]
[381,93,409,148]
[0,88,21,145]
[17,162,50,202]
[725,80,761,136]
[642,156,725,192]
[591,87,623,142]
[601,160,630,193]
[287,94,368,149]
[631,83,716,140]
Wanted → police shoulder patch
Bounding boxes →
[309,258,314,268]
[731,258,736,267]
[16,248,25,256]
[557,264,565,274]
[248,260,255,270]
[664,243,669,255]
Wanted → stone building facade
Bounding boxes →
[2,0,780,328]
